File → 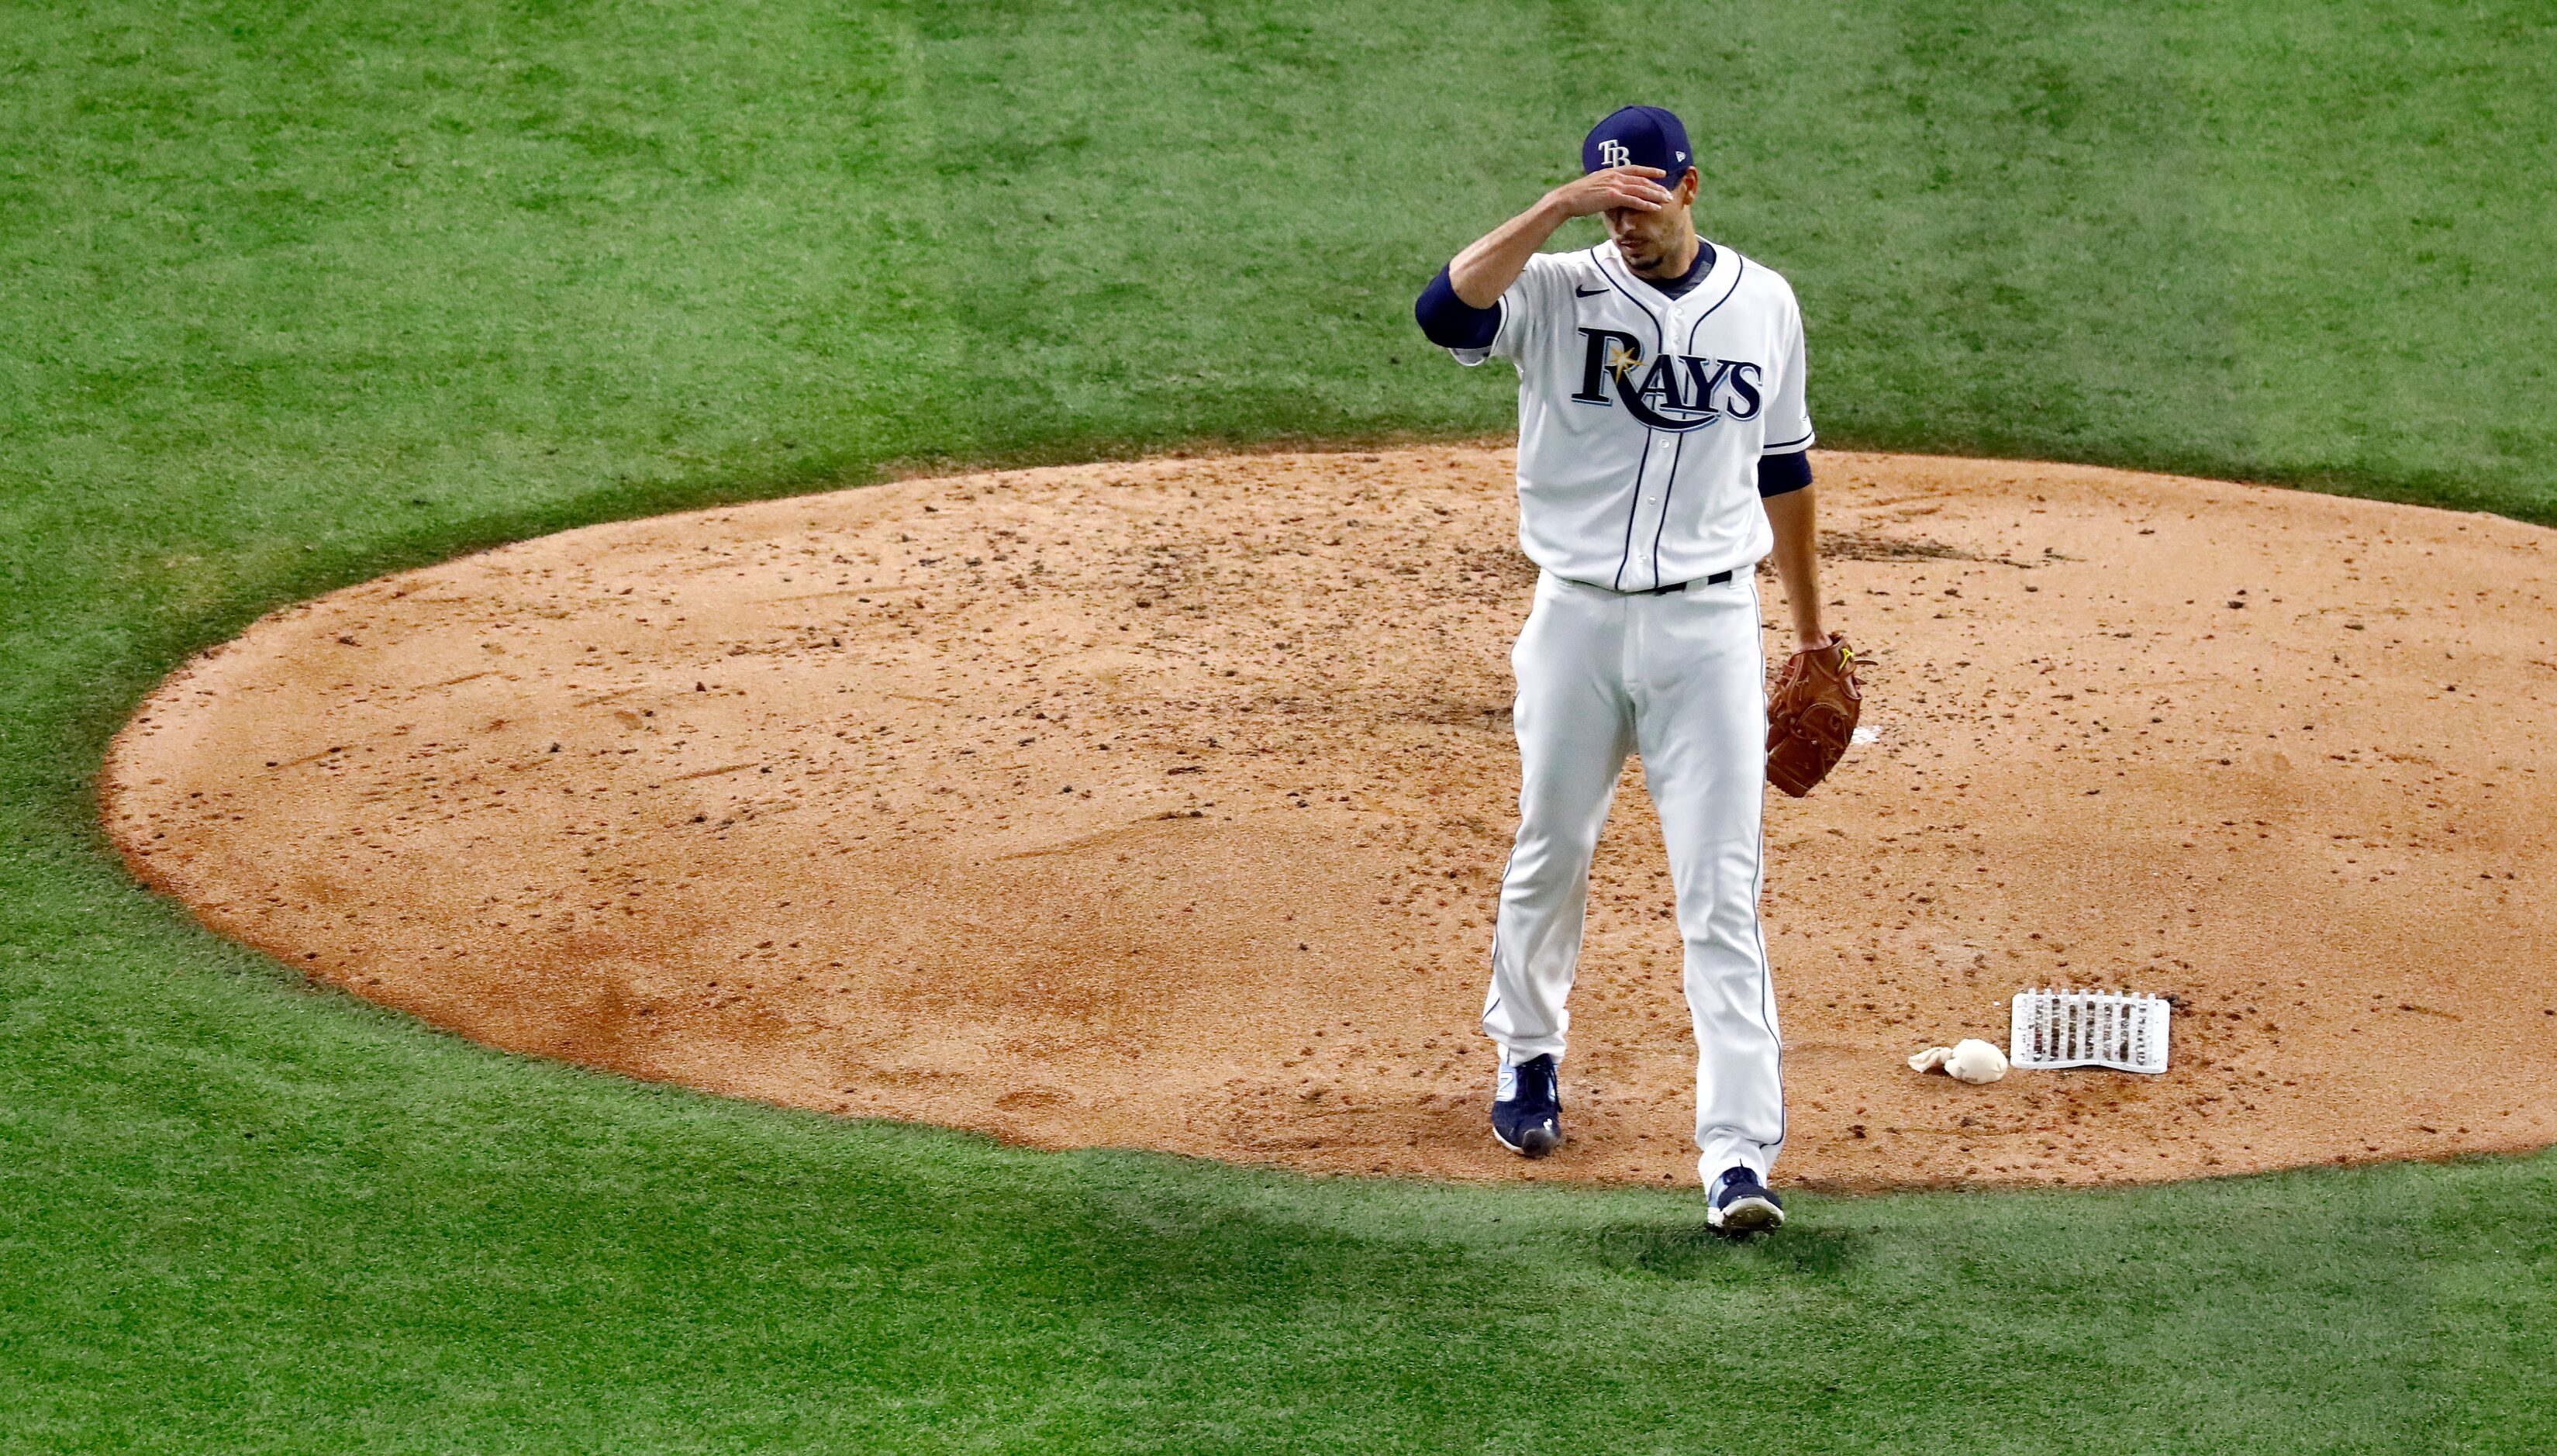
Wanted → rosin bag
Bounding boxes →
[1908,1038,2009,1084]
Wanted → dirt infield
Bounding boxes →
[103,447,2557,1189]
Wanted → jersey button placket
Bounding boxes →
[1632,443,1670,592]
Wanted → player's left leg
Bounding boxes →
[1626,575,1785,1191]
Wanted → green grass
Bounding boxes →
[3,0,2553,1448]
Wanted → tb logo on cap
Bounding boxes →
[1582,105,1692,182]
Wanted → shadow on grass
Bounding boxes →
[1580,1216,1865,1284]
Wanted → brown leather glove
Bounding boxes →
[1765,635,1862,798]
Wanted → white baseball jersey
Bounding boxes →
[1451,242,1813,593]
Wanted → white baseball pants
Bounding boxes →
[1481,569,1785,1184]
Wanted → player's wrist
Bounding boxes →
[1534,186,1592,224]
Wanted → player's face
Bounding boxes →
[1603,169,1699,274]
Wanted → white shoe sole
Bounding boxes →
[1708,1196,1786,1233]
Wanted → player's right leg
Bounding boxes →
[1482,574,1633,1154]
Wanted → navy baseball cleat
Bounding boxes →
[1491,1054,1562,1158]
[1706,1165,1786,1233]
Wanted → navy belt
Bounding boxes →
[1644,568,1734,595]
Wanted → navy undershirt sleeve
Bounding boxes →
[1415,266,1502,350]
[1758,449,1813,499]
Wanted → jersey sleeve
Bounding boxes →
[1759,290,1815,454]
[1416,267,1502,350]
[1450,253,1568,368]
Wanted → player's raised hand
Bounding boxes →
[1545,165,1675,219]
[1446,165,1682,307]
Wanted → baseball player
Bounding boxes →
[1413,105,1841,1232]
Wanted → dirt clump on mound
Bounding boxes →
[104,447,2557,1189]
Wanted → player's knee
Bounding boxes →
[1501,836,1597,887]
[1678,926,1764,969]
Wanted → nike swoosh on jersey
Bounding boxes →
[1575,285,1606,297]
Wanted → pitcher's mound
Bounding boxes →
[104,448,2557,1189]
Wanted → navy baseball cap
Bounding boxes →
[1582,105,1694,181]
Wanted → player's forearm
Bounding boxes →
[1763,484,1828,649]
[1448,197,1572,308]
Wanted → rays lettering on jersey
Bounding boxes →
[1570,328,1762,433]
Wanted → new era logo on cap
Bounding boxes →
[1582,105,1693,181]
